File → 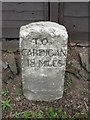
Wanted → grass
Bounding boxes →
[13,106,68,119]
[23,111,30,119]
[37,110,43,118]
[47,106,67,119]
[14,112,19,118]
[1,99,10,110]
[58,107,67,118]
[2,89,9,96]
[11,106,88,119]
[47,107,58,119]
[2,89,10,110]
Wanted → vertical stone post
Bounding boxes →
[19,22,68,101]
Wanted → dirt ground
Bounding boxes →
[2,43,89,119]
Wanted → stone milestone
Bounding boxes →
[19,21,68,101]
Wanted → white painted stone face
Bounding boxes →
[19,21,68,101]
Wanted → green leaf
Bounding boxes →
[58,107,63,114]
[62,111,67,118]
[2,89,9,96]
[24,111,29,119]
[47,107,58,118]
[37,110,43,118]
[14,112,19,118]
[1,99,10,109]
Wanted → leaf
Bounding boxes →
[1,99,10,109]
[37,111,43,118]
[2,89,9,96]
[62,111,67,118]
[47,107,58,118]
[24,111,29,119]
[14,112,19,118]
[58,107,63,114]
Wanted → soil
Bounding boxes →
[2,45,89,119]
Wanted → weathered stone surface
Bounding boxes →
[66,46,89,81]
[77,43,90,47]
[79,68,89,81]
[79,52,89,72]
[3,53,18,75]
[2,68,13,83]
[15,53,21,73]
[2,40,19,52]
[71,59,81,70]
[20,21,68,101]
[0,59,8,69]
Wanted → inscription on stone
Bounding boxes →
[20,22,68,101]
